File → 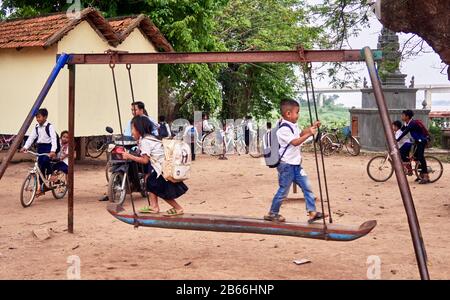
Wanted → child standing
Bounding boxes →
[20,108,58,177]
[264,99,324,223]
[122,116,188,217]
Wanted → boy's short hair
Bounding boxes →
[402,109,414,118]
[267,122,272,129]
[392,121,402,129]
[36,108,48,117]
[61,130,69,137]
[132,101,145,110]
[280,98,299,116]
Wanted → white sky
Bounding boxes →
[306,2,450,110]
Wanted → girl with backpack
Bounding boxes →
[121,116,188,216]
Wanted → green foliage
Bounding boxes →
[429,122,442,148]
[215,0,322,120]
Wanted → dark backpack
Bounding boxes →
[263,122,294,168]
[414,119,432,147]
[158,122,170,138]
[34,123,61,154]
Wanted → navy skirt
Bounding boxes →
[146,167,188,200]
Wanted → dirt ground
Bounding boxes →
[0,152,449,280]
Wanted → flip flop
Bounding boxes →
[163,208,184,217]
[139,206,159,214]
[308,212,326,224]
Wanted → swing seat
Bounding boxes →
[107,204,376,242]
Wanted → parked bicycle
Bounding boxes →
[86,135,111,159]
[20,151,68,207]
[0,134,17,151]
[320,126,361,156]
[366,145,443,183]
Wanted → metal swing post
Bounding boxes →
[68,64,76,234]
[363,47,429,280]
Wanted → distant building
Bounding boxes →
[0,8,173,136]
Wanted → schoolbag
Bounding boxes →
[414,119,432,148]
[145,136,191,183]
[263,122,294,168]
[158,122,170,138]
[34,123,61,154]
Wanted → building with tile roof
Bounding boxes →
[0,8,173,137]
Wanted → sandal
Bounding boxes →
[163,208,184,217]
[264,213,286,222]
[308,212,326,224]
[139,206,159,214]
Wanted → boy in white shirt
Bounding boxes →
[264,99,324,223]
[392,120,413,175]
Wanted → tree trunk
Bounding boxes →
[378,0,450,76]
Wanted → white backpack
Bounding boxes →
[161,138,192,183]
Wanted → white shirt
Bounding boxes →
[395,129,412,149]
[58,143,69,166]
[277,119,302,165]
[140,136,165,178]
[203,120,213,132]
[183,125,198,144]
[24,121,58,152]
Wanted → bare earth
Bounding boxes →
[0,153,449,280]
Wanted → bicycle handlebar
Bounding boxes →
[25,151,50,157]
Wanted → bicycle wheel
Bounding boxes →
[414,156,443,183]
[20,174,38,208]
[108,172,127,206]
[345,136,361,156]
[51,171,68,199]
[86,137,106,159]
[367,155,394,182]
[321,134,336,156]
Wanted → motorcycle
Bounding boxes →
[105,127,148,206]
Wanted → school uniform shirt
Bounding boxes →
[139,135,165,178]
[183,125,198,144]
[58,143,69,166]
[124,116,160,137]
[24,121,58,152]
[202,120,213,132]
[277,119,302,165]
[395,129,412,149]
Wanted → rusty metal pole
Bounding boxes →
[68,64,76,234]
[0,54,70,181]
[363,47,429,280]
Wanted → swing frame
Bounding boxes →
[0,47,429,279]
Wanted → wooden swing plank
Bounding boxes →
[107,204,376,242]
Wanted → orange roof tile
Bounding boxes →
[0,8,173,52]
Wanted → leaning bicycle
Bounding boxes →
[321,126,361,156]
[366,148,443,183]
[20,151,68,207]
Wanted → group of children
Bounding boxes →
[392,109,430,184]
[22,102,429,222]
[20,108,70,196]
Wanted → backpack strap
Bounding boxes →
[278,122,295,162]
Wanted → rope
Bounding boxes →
[126,64,135,103]
[109,57,139,228]
[302,65,328,236]
[306,63,333,224]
